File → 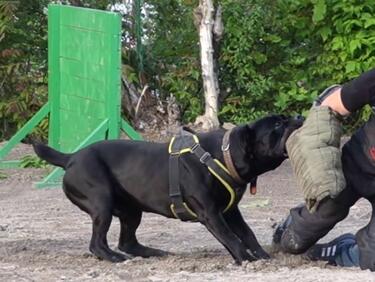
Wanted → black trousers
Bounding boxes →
[281,115,375,271]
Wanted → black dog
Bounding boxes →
[33,115,303,263]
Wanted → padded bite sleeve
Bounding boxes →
[286,107,346,212]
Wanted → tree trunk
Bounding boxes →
[194,0,223,131]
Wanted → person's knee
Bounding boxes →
[279,208,322,254]
[280,227,310,254]
[280,199,350,254]
[293,198,349,228]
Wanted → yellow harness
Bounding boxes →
[168,132,237,221]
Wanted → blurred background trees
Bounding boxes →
[1,0,375,139]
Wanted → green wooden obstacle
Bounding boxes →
[0,5,142,187]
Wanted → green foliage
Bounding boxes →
[0,0,49,140]
[20,154,48,168]
[143,0,202,122]
[162,58,203,122]
[219,0,375,125]
[312,0,375,81]
[219,0,274,123]
[1,0,375,141]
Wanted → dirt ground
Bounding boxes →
[0,142,374,281]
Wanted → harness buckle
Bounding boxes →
[169,192,181,198]
[199,152,211,163]
[191,143,199,152]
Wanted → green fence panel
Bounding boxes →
[48,4,123,153]
[0,4,142,185]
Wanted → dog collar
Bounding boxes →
[221,128,247,185]
[222,129,257,194]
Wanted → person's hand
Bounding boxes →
[321,88,351,116]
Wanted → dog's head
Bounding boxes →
[243,114,304,173]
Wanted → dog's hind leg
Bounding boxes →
[117,209,169,257]
[89,203,130,262]
[223,206,270,260]
[63,181,130,263]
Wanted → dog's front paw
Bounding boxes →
[239,248,270,263]
[235,249,257,264]
[251,248,271,260]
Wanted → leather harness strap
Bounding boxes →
[169,154,194,221]
[169,133,199,221]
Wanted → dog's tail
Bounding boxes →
[33,143,71,169]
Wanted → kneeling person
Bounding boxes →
[273,68,375,271]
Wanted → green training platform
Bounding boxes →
[0,5,142,187]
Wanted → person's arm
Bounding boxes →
[321,88,350,116]
[322,68,375,115]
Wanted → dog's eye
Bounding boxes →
[275,121,282,128]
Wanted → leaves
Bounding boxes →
[318,26,331,41]
[1,0,374,139]
[313,0,327,23]
[0,0,48,141]
[20,155,48,168]
[364,18,375,29]
[0,170,7,179]
[345,61,358,73]
[349,39,361,55]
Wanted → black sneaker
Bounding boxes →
[272,214,292,245]
[305,233,356,264]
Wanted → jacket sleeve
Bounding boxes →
[341,68,375,112]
